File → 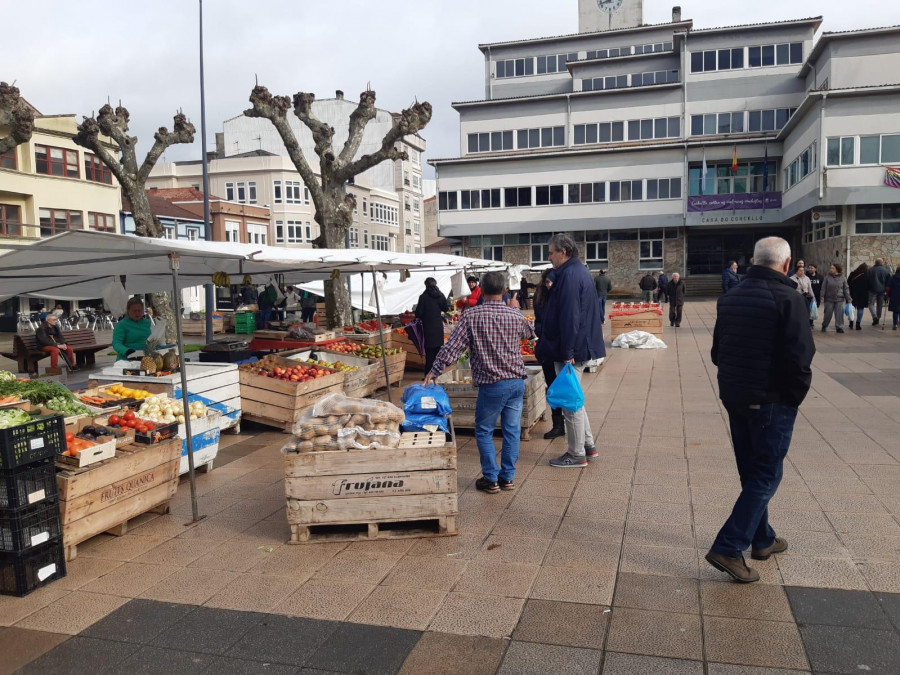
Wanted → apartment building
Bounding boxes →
[0,109,122,329]
[431,0,900,291]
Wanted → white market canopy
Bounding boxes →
[0,230,505,301]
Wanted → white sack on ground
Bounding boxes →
[611,331,668,349]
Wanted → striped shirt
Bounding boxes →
[429,300,535,385]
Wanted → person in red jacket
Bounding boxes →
[466,276,482,309]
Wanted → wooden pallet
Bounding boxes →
[290,514,457,544]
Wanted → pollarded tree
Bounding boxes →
[74,104,195,342]
[245,86,432,328]
[0,82,35,155]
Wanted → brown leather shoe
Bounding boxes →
[704,550,760,583]
[751,537,788,561]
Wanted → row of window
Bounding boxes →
[784,142,818,192]
[275,220,313,245]
[273,180,310,205]
[371,202,399,225]
[467,126,565,153]
[582,69,679,92]
[2,144,113,184]
[856,204,900,235]
[348,227,393,250]
[493,42,676,80]
[687,162,779,196]
[690,108,796,136]
[225,181,257,204]
[826,134,900,167]
[690,42,803,73]
[803,219,843,243]
[586,42,673,60]
[403,196,421,213]
[438,177,682,211]
[31,208,118,237]
[402,171,422,190]
[574,117,680,145]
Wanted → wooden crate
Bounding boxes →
[610,311,664,339]
[56,438,181,561]
[345,331,393,347]
[436,368,548,440]
[284,432,457,544]
[238,355,345,432]
[181,317,224,336]
[282,349,380,399]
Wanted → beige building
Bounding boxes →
[1,110,121,328]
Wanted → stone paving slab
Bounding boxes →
[4,299,900,672]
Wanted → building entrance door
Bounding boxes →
[687,229,795,276]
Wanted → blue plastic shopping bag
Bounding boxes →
[546,363,585,412]
[401,384,452,415]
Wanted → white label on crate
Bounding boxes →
[28,489,46,504]
[31,531,50,547]
[420,396,437,410]
[37,563,56,581]
[30,437,45,450]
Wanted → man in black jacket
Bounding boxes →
[537,234,606,467]
[706,237,815,583]
[638,272,657,302]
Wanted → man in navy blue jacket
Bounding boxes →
[707,237,815,583]
[536,234,606,467]
[721,261,740,294]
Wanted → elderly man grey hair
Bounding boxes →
[753,237,792,271]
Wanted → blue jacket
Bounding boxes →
[722,268,740,294]
[657,274,669,291]
[535,257,605,363]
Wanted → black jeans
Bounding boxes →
[669,303,683,326]
[712,403,798,558]
[301,307,315,323]
[425,346,441,375]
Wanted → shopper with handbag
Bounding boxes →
[790,265,814,329]
[820,263,852,333]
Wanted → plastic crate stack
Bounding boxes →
[234,312,256,335]
[0,411,67,596]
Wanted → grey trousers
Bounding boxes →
[554,361,595,458]
[642,290,654,302]
[822,301,845,330]
[869,291,886,321]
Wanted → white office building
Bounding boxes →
[432,0,900,291]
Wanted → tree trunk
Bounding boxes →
[318,208,353,329]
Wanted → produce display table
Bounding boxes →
[437,367,547,440]
[248,337,347,352]
[284,432,457,544]
[56,438,181,561]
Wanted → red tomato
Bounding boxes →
[126,419,137,428]
[108,414,121,426]
[136,424,148,434]
[144,421,156,430]
[123,411,136,422]
[65,431,75,444]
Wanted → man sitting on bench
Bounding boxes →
[36,314,78,372]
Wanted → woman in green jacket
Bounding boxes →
[113,297,152,359]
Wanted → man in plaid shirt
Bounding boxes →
[426,272,535,493]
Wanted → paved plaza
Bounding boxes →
[2,299,900,673]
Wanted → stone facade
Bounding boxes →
[801,235,900,274]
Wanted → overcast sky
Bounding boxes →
[8,0,898,179]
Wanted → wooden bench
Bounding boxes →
[1,329,111,374]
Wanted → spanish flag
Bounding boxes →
[731,146,738,174]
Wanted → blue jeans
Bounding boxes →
[712,403,798,558]
[474,378,525,483]
[598,296,607,323]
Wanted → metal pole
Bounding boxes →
[370,268,393,404]
[199,0,215,344]
[171,254,203,524]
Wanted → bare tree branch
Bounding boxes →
[338,101,432,181]
[73,115,132,190]
[291,92,336,170]
[336,89,376,167]
[245,85,324,206]
[0,82,35,155]
[138,112,195,183]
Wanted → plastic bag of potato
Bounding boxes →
[283,393,403,453]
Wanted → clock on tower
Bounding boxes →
[578,0,643,32]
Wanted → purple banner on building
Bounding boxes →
[687,193,782,212]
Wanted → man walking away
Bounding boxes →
[537,234,605,468]
[594,269,612,325]
[425,272,534,493]
[722,261,740,294]
[639,272,657,303]
[867,258,891,326]
[668,273,686,327]
[657,271,669,303]
[707,237,815,583]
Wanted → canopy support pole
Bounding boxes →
[370,268,392,404]
[170,254,204,525]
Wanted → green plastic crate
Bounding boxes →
[234,313,256,334]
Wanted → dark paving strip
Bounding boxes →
[813,340,898,354]
[823,372,900,397]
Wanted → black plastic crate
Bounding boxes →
[0,411,66,470]
[0,537,66,596]
[0,500,61,552]
[0,460,58,510]
[199,349,251,363]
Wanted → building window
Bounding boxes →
[412,174,421,189]
[855,204,900,235]
[35,144,79,178]
[516,126,565,149]
[496,57,534,78]
[535,185,565,206]
[689,161,777,195]
[84,154,112,184]
[0,147,16,170]
[413,198,420,213]
[690,112,745,136]
[608,180,643,202]
[690,47,745,73]
[187,227,200,240]
[504,187,533,208]
[646,178,682,200]
[225,182,235,201]
[304,187,310,204]
[748,42,803,68]
[371,202,399,225]
[224,220,240,242]
[639,230,664,269]
[275,220,284,243]
[236,182,246,203]
[349,227,359,248]
[413,220,421,238]
[747,108,796,133]
[583,231,609,262]
[0,203,21,236]
[529,233,551,264]
[248,182,257,204]
[536,52,577,74]
[273,181,282,204]
[784,142,817,191]
[362,198,367,215]
[39,208,81,236]
[163,225,176,240]
[363,229,369,246]
[278,220,304,244]
[568,182,606,204]
[247,223,267,245]
[583,70,678,92]
[827,134,900,166]
[88,212,117,232]
[575,117,677,145]
[372,234,389,251]
[284,181,303,204]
